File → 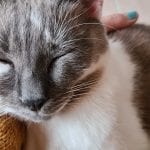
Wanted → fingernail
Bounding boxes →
[127,11,138,20]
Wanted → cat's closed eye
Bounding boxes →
[0,60,12,76]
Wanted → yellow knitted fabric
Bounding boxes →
[0,115,26,150]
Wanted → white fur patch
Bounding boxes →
[0,63,11,76]
[25,40,150,150]
[107,39,150,150]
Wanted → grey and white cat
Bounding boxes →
[0,0,150,149]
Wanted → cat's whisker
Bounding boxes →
[58,19,123,42]
[72,82,98,91]
[70,88,90,94]
[66,37,105,43]
[60,22,103,37]
[101,23,123,34]
[55,2,80,39]
[72,82,96,89]
[73,79,98,88]
[70,87,95,95]
[57,87,91,98]
[71,92,89,98]
[62,38,105,48]
[71,84,94,91]
[69,81,98,94]
[65,1,94,26]
[56,1,105,40]
[67,23,103,32]
[62,22,121,40]
[65,80,98,92]
[62,39,105,49]
[51,81,97,100]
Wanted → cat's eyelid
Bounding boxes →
[0,59,10,64]
[0,49,11,63]
[55,48,74,59]
[0,56,13,65]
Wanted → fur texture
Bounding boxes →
[25,39,150,150]
[0,0,150,149]
[0,0,107,121]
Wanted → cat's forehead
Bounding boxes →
[0,0,82,52]
[0,0,80,30]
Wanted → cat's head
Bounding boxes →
[0,0,107,122]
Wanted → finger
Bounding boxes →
[102,11,139,32]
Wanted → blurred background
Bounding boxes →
[103,0,149,24]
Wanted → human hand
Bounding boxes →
[102,11,138,32]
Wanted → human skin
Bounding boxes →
[103,12,138,32]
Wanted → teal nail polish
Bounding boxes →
[127,11,138,20]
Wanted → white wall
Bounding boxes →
[103,0,150,24]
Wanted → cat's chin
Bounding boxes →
[20,113,52,123]
[22,111,55,122]
[13,112,52,123]
[3,99,71,123]
[3,107,52,123]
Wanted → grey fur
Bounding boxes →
[0,0,107,121]
[0,1,149,139]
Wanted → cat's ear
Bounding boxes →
[80,0,103,19]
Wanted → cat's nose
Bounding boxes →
[22,98,47,111]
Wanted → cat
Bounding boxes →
[0,0,150,149]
